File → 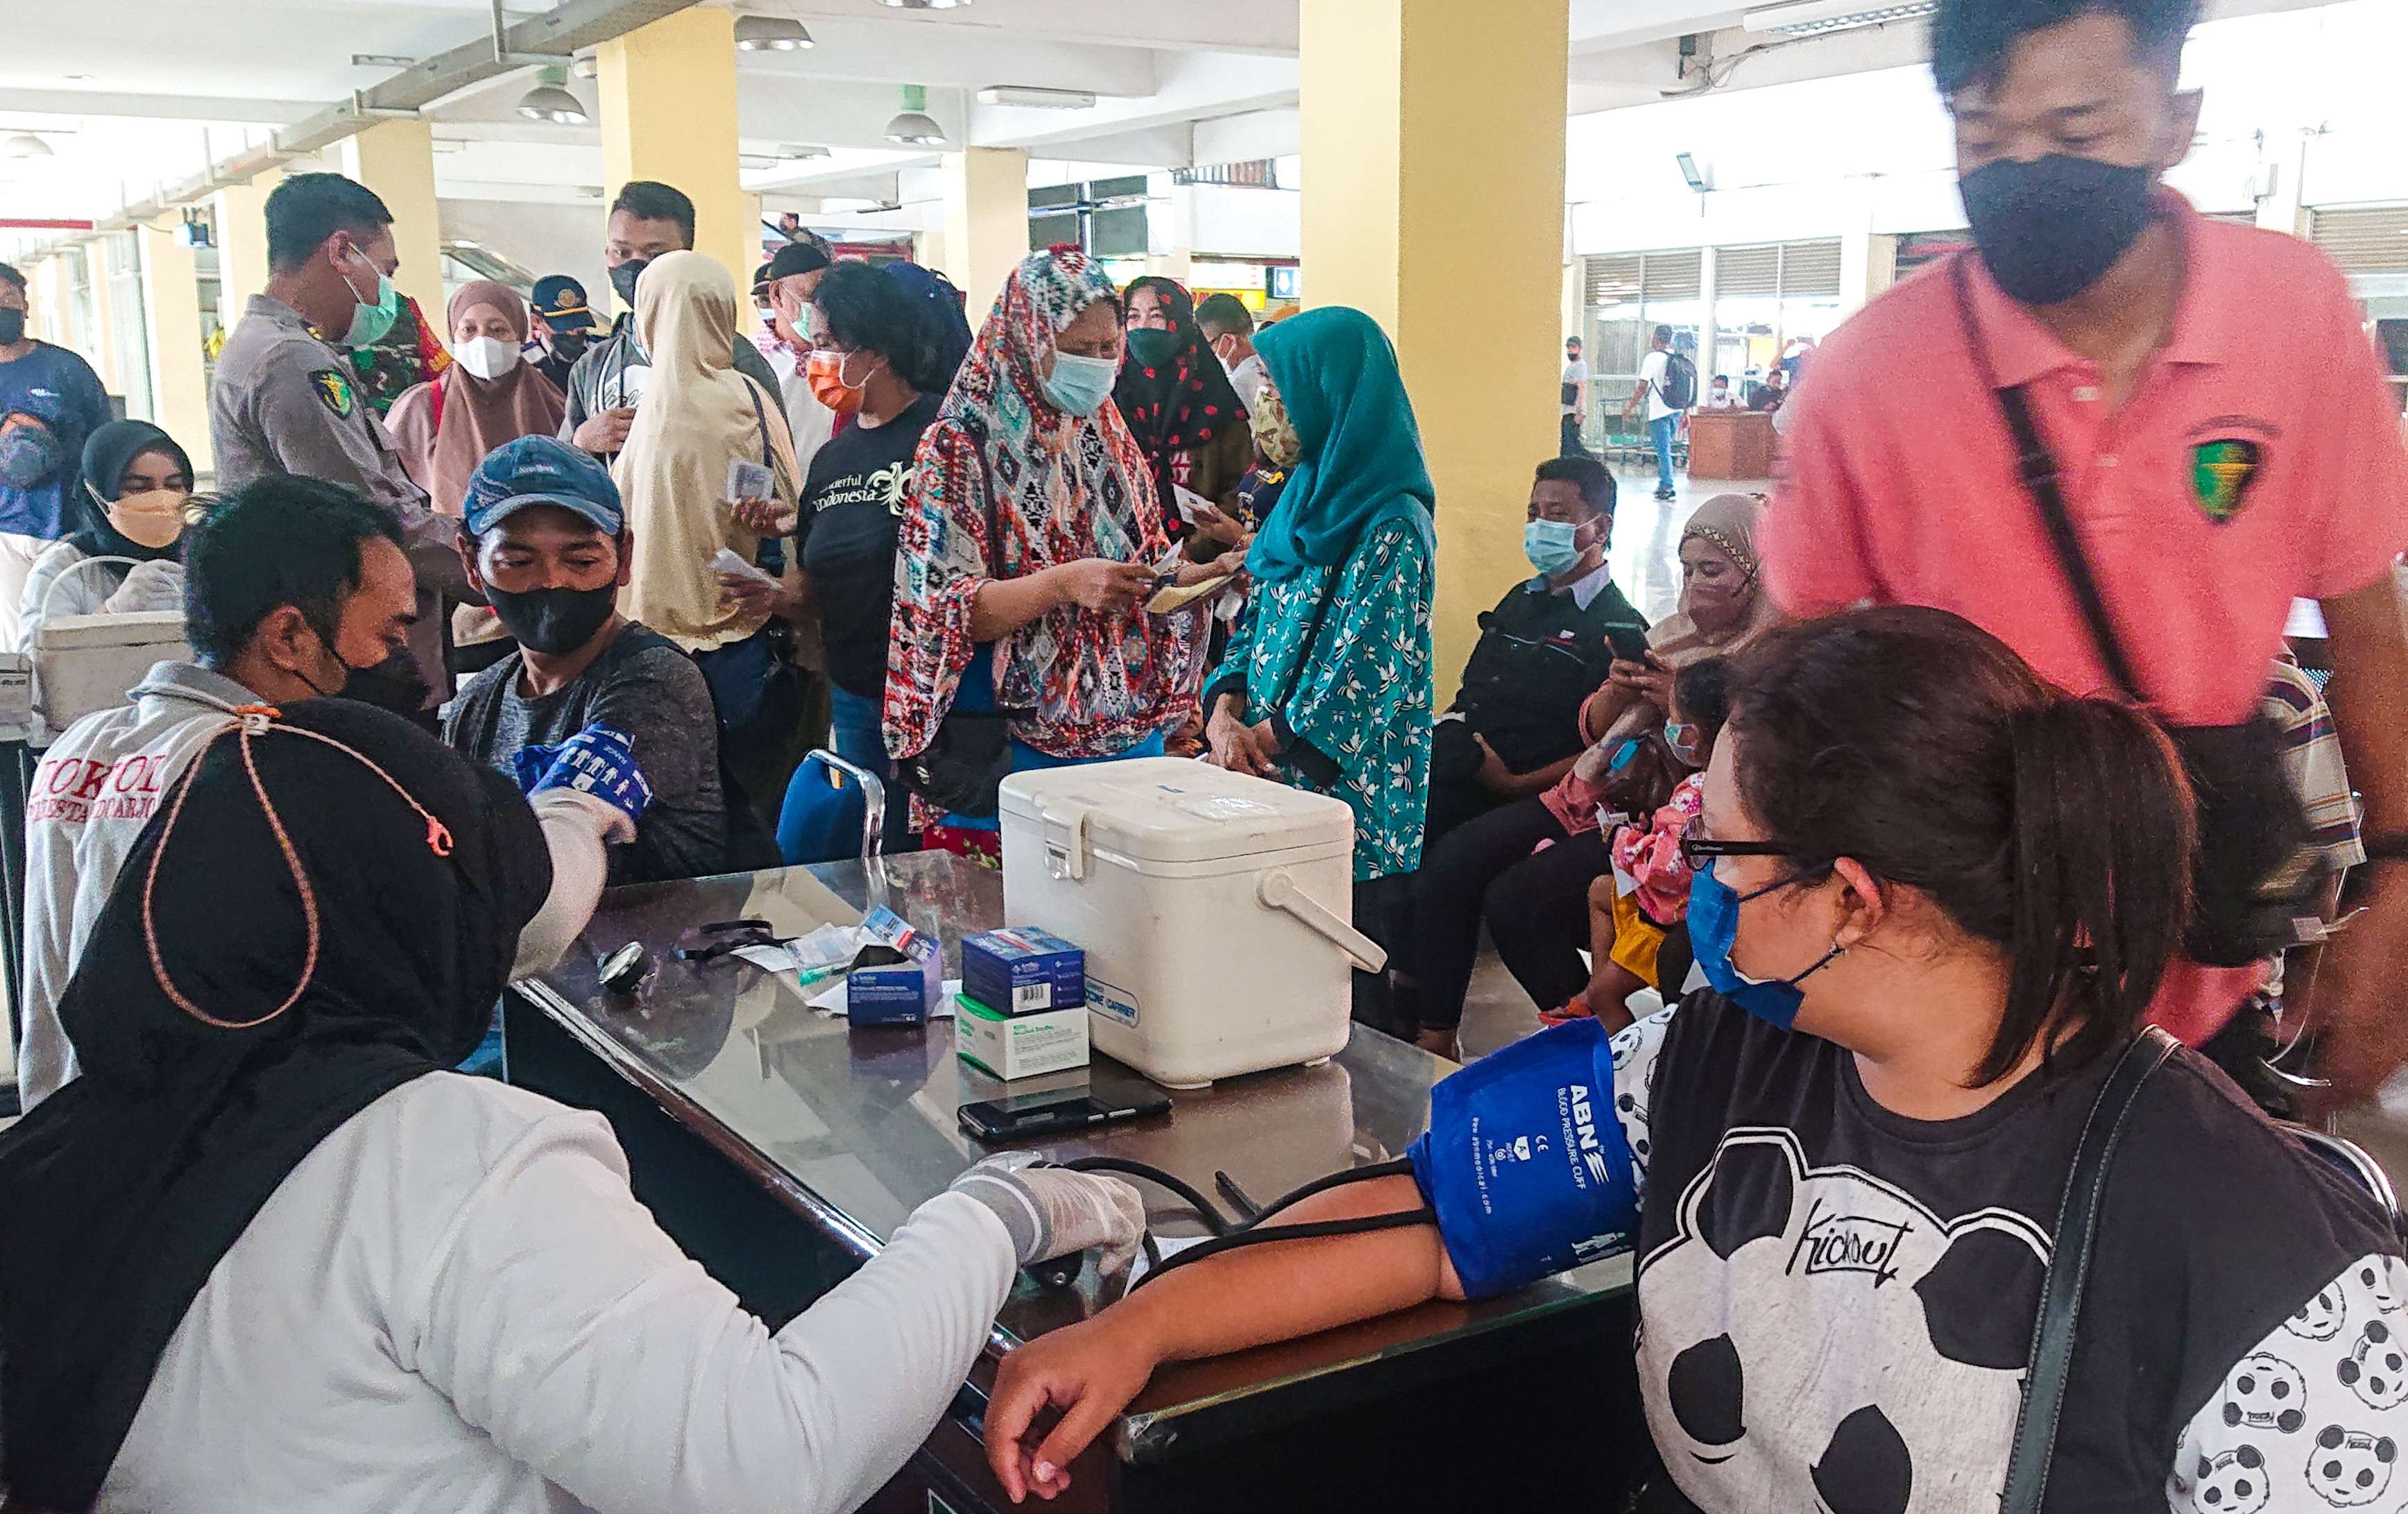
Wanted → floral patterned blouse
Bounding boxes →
[1205,517,1434,881]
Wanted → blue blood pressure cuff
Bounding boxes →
[1406,1018,1639,1300]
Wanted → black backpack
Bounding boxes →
[1657,350,1698,411]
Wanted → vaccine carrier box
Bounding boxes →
[998,758,1383,1088]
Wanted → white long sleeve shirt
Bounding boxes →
[103,1073,1019,1514]
[18,661,615,1108]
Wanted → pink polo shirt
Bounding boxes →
[1767,192,2408,1044]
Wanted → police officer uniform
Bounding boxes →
[208,293,469,708]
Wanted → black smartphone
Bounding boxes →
[959,1077,1172,1143]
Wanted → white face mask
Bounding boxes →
[454,336,522,382]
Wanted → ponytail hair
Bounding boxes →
[1994,697,2192,1084]
[1727,607,2194,1087]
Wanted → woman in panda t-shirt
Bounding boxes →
[977,605,2407,1514]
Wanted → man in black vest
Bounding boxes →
[1424,456,1650,849]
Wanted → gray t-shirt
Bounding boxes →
[443,623,726,885]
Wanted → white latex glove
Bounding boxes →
[948,1153,1147,1273]
[102,559,185,615]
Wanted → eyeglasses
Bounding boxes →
[1679,816,1791,874]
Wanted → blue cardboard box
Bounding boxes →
[848,907,942,1026]
[963,928,1086,1017]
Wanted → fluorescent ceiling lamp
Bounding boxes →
[2,134,53,159]
[1743,0,1938,37]
[515,84,589,125]
[977,85,1098,110]
[881,0,971,8]
[733,15,813,50]
[350,53,416,67]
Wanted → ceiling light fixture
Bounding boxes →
[883,85,946,146]
[733,15,814,50]
[515,83,589,126]
[570,53,599,80]
[977,85,1098,110]
[1741,0,1937,37]
[880,0,971,9]
[350,53,417,68]
[2,134,53,160]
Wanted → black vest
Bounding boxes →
[1455,574,1650,774]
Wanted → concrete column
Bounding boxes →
[940,148,1031,330]
[32,255,74,346]
[1698,245,1720,383]
[1841,228,1898,314]
[2257,129,2310,237]
[598,8,752,314]
[336,119,446,331]
[210,169,285,319]
[137,216,214,473]
[81,243,121,394]
[1299,0,1569,695]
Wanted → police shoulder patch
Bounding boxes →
[310,368,357,420]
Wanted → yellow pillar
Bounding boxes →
[138,216,214,473]
[940,148,1030,330]
[1300,0,1569,697]
[80,243,121,394]
[598,8,751,314]
[210,169,285,318]
[336,119,446,332]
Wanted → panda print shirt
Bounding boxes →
[1609,994,2407,1514]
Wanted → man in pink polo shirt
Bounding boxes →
[1767,0,2408,1108]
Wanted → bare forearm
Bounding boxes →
[1114,1175,1449,1366]
[2309,572,2408,1104]
[968,570,1064,642]
[1499,754,1578,799]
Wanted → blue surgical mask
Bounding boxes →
[1686,865,1843,1030]
[1525,518,1583,577]
[1042,351,1118,417]
[1665,720,1700,766]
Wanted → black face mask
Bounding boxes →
[547,331,589,363]
[608,259,649,308]
[487,583,617,657]
[1959,155,2156,307]
[0,308,25,346]
[296,622,431,717]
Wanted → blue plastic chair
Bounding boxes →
[776,748,889,867]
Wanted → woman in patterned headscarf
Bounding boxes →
[885,248,1236,849]
[1113,277,1252,533]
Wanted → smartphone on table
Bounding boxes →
[959,1074,1173,1143]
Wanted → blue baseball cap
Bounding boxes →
[463,436,624,538]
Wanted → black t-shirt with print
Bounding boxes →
[1608,994,2405,1514]
[797,392,941,699]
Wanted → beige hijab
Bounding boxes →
[1645,492,1782,663]
[610,250,801,652]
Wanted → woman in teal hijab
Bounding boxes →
[1202,307,1436,1021]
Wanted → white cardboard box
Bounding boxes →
[955,996,1091,1080]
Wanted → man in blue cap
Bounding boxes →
[527,274,597,394]
[443,435,729,884]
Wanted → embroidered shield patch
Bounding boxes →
[311,368,357,420]
[2191,438,2262,523]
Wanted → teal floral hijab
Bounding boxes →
[1247,307,1436,584]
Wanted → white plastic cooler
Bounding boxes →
[998,758,1385,1088]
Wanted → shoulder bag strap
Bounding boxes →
[1999,1026,2180,1514]
[740,374,776,470]
[1947,255,2149,705]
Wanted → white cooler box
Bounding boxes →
[1000,758,1384,1089]
[32,611,191,742]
